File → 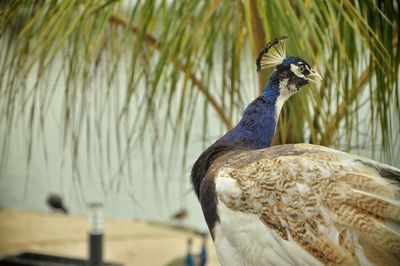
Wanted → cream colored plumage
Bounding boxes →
[210,144,400,265]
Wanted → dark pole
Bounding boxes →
[88,203,103,266]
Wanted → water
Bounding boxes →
[0,97,215,233]
[0,55,236,232]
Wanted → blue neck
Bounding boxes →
[221,72,280,149]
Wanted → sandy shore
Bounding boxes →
[0,208,219,266]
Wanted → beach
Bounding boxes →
[0,208,219,266]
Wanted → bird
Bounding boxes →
[199,232,208,266]
[171,208,188,222]
[46,193,68,214]
[191,36,400,265]
[166,234,209,266]
[185,238,195,266]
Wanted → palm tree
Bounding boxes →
[0,0,399,191]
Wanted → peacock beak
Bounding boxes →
[306,69,322,85]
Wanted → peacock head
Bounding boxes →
[256,36,322,97]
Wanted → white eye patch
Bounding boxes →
[290,63,305,78]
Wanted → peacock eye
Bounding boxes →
[298,65,305,72]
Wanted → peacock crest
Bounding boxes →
[256,36,288,71]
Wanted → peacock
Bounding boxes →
[191,36,400,265]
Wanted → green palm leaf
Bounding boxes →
[0,0,398,192]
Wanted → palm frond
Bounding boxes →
[0,0,399,195]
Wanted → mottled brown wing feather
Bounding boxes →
[213,143,400,265]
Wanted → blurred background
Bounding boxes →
[0,0,399,265]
